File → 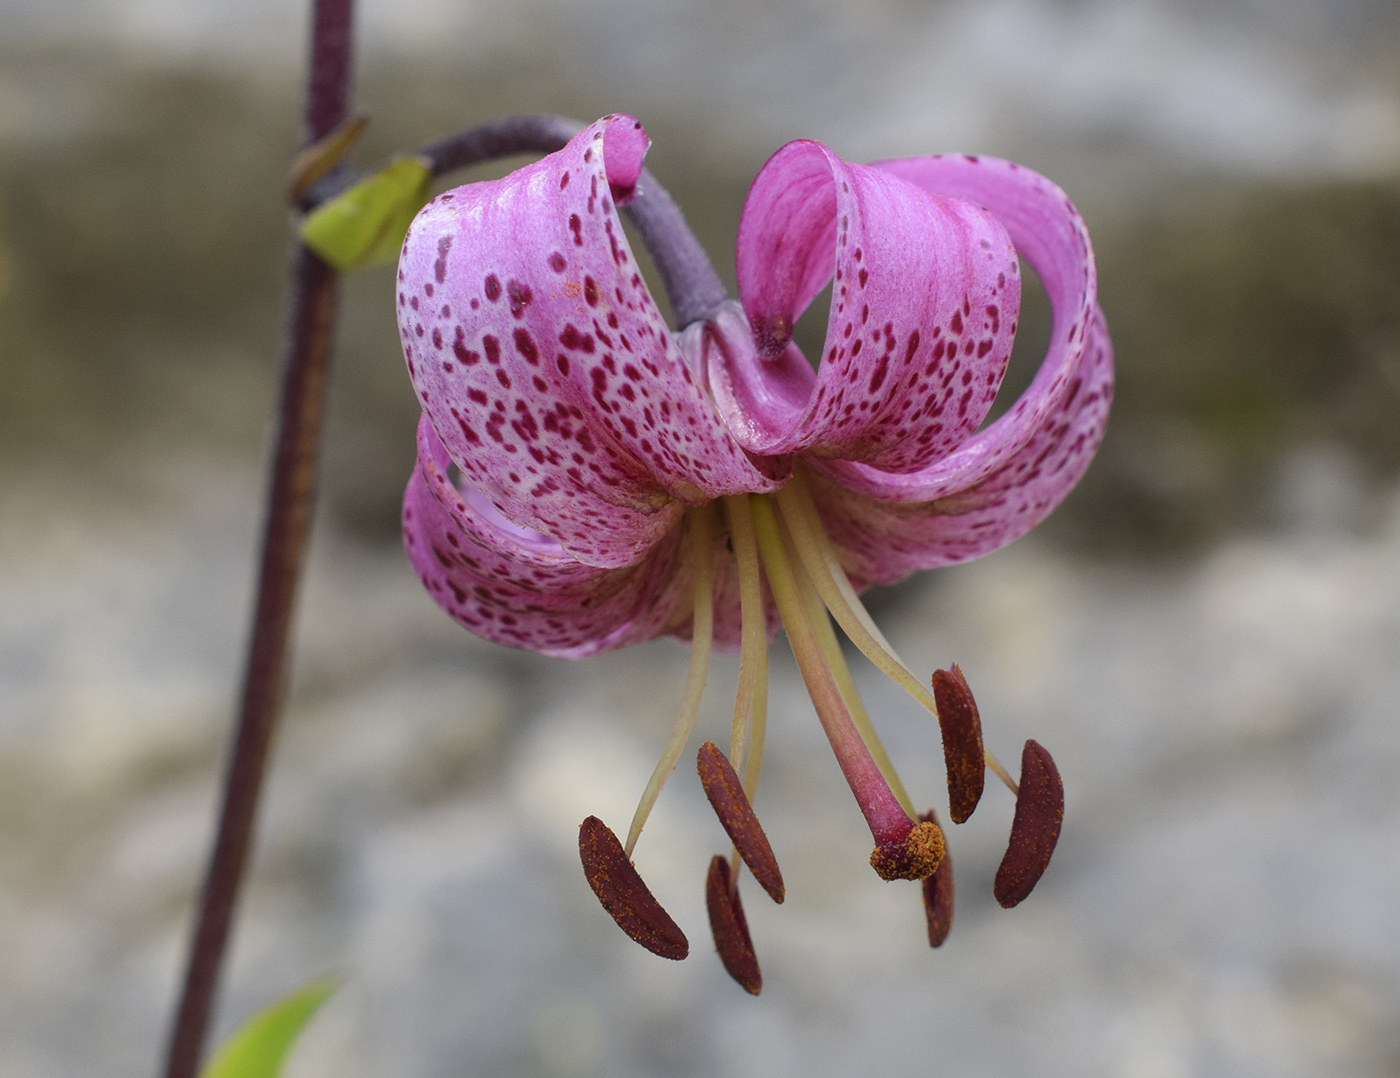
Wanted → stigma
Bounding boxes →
[577,471,1065,994]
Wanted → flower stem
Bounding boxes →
[161,4,354,1076]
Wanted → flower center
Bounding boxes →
[619,468,1019,881]
[581,465,1067,988]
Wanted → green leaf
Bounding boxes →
[198,978,338,1078]
[300,156,432,272]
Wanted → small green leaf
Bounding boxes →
[300,156,432,272]
[199,978,338,1078]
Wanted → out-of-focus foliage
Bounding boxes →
[199,979,336,1078]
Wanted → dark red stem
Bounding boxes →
[160,3,354,1075]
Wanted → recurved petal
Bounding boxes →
[808,309,1111,584]
[715,139,1020,472]
[815,153,1103,505]
[398,114,774,570]
[404,416,695,658]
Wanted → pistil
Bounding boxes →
[775,472,1019,795]
[749,495,942,880]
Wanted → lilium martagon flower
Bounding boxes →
[396,114,1109,993]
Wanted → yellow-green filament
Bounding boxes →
[776,473,1018,795]
[625,504,718,856]
[780,513,915,817]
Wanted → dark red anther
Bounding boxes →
[993,740,1065,908]
[705,855,761,994]
[931,664,985,824]
[578,816,689,959]
[696,742,784,903]
[919,810,954,947]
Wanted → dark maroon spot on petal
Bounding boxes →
[569,214,583,246]
[696,742,784,904]
[977,339,993,358]
[950,310,963,335]
[858,268,868,288]
[434,235,452,284]
[513,328,540,365]
[584,276,599,307]
[452,328,479,366]
[431,328,442,348]
[868,354,889,392]
[484,275,502,302]
[919,810,954,947]
[993,740,1065,908]
[409,296,419,310]
[578,816,689,960]
[560,171,570,189]
[507,279,533,318]
[548,252,567,272]
[556,354,570,375]
[705,856,761,994]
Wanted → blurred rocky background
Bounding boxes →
[2,0,1399,1075]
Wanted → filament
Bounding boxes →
[625,504,718,856]
[776,473,1018,795]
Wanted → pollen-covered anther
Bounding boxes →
[869,818,946,881]
[705,855,762,994]
[697,741,784,903]
[919,809,954,947]
[579,816,689,959]
[931,663,985,824]
[993,740,1065,908]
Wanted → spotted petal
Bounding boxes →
[398,114,776,569]
[808,309,1112,585]
[711,139,1020,473]
[403,416,694,657]
[815,154,1102,505]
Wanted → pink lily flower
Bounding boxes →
[397,114,1110,991]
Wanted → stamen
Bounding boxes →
[919,809,955,947]
[624,505,717,857]
[721,494,769,793]
[775,474,1018,795]
[705,855,762,994]
[993,740,1065,908]
[931,665,985,823]
[751,496,936,880]
[788,540,916,818]
[697,742,784,903]
[579,816,689,959]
